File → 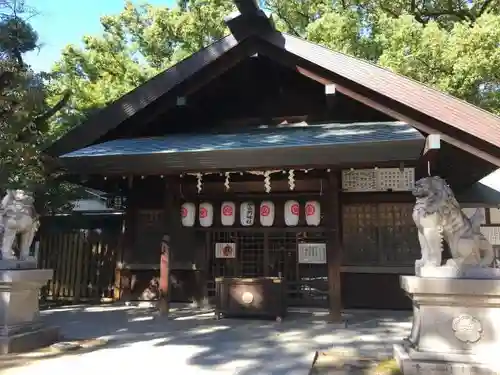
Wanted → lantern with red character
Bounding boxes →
[260,200,275,227]
[284,200,300,227]
[221,201,235,226]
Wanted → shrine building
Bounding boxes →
[46,1,500,316]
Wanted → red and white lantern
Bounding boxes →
[260,201,275,227]
[240,201,255,226]
[221,201,236,226]
[284,200,300,227]
[305,200,321,226]
[199,202,214,228]
[181,202,196,227]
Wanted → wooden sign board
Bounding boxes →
[215,243,237,259]
[298,243,327,264]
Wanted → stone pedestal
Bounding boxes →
[394,275,500,374]
[0,269,59,354]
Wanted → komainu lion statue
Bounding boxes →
[0,189,40,261]
[412,176,494,269]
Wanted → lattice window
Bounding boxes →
[342,203,418,266]
[377,203,419,264]
[342,204,380,264]
[267,231,297,281]
[238,232,265,277]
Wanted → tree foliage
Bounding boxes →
[47,0,500,136]
[0,0,81,213]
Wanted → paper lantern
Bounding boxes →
[305,200,321,226]
[260,201,275,227]
[181,202,195,227]
[221,201,236,226]
[240,201,255,226]
[284,200,300,227]
[199,202,214,228]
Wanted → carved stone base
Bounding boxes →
[394,276,500,374]
[394,344,495,375]
[0,269,59,354]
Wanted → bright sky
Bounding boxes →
[21,0,500,192]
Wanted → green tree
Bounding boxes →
[0,0,80,213]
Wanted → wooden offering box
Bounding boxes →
[214,277,287,321]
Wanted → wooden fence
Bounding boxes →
[37,214,124,303]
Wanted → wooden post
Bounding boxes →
[114,178,135,301]
[158,234,171,315]
[326,171,342,322]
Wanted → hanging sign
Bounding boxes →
[221,201,236,226]
[298,243,327,264]
[215,242,236,258]
[284,200,300,227]
[199,202,214,228]
[305,200,321,226]
[181,202,196,227]
[240,201,255,226]
[260,201,275,227]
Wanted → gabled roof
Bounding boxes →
[48,7,500,173]
[46,34,243,156]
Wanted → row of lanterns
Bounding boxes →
[181,200,321,227]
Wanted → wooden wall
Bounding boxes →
[113,170,500,310]
[117,171,407,308]
[37,214,123,303]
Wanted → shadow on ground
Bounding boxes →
[1,304,411,375]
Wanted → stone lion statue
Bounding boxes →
[0,189,40,261]
[412,176,494,270]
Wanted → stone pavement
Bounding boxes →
[0,304,411,375]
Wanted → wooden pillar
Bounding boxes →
[114,177,136,301]
[158,234,171,315]
[158,176,181,315]
[192,233,209,307]
[326,171,342,322]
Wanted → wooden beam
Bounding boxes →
[114,181,136,301]
[423,134,440,156]
[334,84,500,167]
[325,84,337,109]
[159,179,175,315]
[419,134,440,176]
[233,0,260,14]
[296,66,333,85]
[325,84,336,96]
[158,234,171,315]
[224,6,274,41]
[326,171,343,323]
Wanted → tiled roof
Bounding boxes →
[62,121,422,158]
